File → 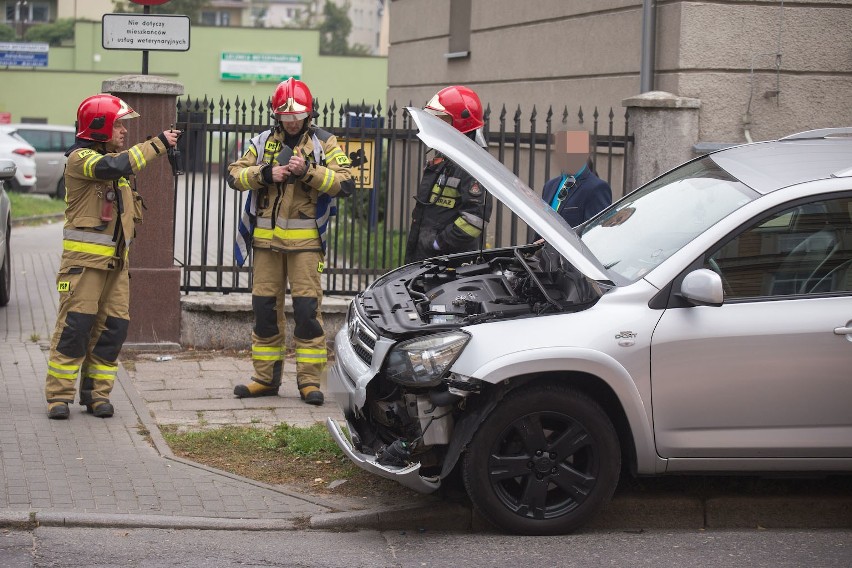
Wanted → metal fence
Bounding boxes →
[173,97,632,295]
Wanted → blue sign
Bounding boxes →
[0,42,48,68]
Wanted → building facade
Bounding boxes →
[387,0,852,145]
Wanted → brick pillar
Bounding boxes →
[102,75,184,348]
[622,91,701,191]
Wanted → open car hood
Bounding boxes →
[407,107,610,282]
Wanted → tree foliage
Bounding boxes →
[319,1,351,55]
[24,19,75,46]
[0,24,15,42]
[319,1,370,56]
[112,0,210,23]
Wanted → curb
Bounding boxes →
[0,511,298,531]
[11,213,64,227]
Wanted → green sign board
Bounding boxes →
[220,52,302,82]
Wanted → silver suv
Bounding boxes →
[326,110,852,535]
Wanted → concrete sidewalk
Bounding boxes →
[2,223,851,534]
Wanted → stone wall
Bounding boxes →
[180,294,351,351]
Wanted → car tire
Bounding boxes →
[462,385,621,535]
[0,222,11,307]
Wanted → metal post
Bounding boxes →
[640,0,657,93]
[142,5,150,75]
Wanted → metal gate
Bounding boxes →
[173,97,631,295]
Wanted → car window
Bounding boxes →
[17,129,52,152]
[579,156,756,283]
[17,129,73,152]
[61,131,76,149]
[706,196,852,298]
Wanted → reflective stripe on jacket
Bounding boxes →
[61,136,167,271]
[227,126,354,253]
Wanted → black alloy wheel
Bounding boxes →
[463,385,620,535]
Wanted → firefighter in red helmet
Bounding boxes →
[45,94,180,419]
[405,86,492,263]
[229,77,354,406]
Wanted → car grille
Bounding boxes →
[348,311,378,366]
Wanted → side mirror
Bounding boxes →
[679,268,724,307]
[0,159,16,181]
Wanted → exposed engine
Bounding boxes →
[359,243,602,334]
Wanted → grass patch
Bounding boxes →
[160,422,418,500]
[8,192,65,220]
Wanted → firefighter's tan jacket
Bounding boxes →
[227,126,353,253]
[60,136,168,271]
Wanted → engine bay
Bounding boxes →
[358,243,603,335]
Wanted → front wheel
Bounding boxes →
[463,385,621,535]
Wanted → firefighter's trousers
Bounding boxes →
[250,247,326,395]
[44,266,130,406]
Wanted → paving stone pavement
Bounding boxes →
[0,223,349,528]
[127,354,343,432]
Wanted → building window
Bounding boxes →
[3,1,49,23]
[447,0,471,59]
[200,10,230,27]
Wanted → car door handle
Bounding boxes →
[47,160,60,165]
[834,326,852,335]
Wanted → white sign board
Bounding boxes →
[102,13,190,51]
[220,52,302,82]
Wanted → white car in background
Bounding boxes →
[0,128,36,192]
[1,124,76,198]
[327,110,852,535]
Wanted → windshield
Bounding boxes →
[579,156,757,283]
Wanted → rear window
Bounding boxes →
[17,128,74,153]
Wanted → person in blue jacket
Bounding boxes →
[541,130,612,227]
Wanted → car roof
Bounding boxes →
[710,129,852,194]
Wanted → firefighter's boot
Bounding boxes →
[234,380,280,398]
[86,401,114,418]
[47,402,70,420]
[300,386,324,406]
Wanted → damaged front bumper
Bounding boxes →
[325,417,441,494]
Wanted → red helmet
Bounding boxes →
[272,78,313,123]
[424,86,484,134]
[76,94,139,142]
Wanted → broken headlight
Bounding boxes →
[385,331,471,387]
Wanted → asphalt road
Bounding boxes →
[1,526,850,567]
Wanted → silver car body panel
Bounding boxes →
[653,294,852,459]
[711,138,852,194]
[0,159,13,269]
